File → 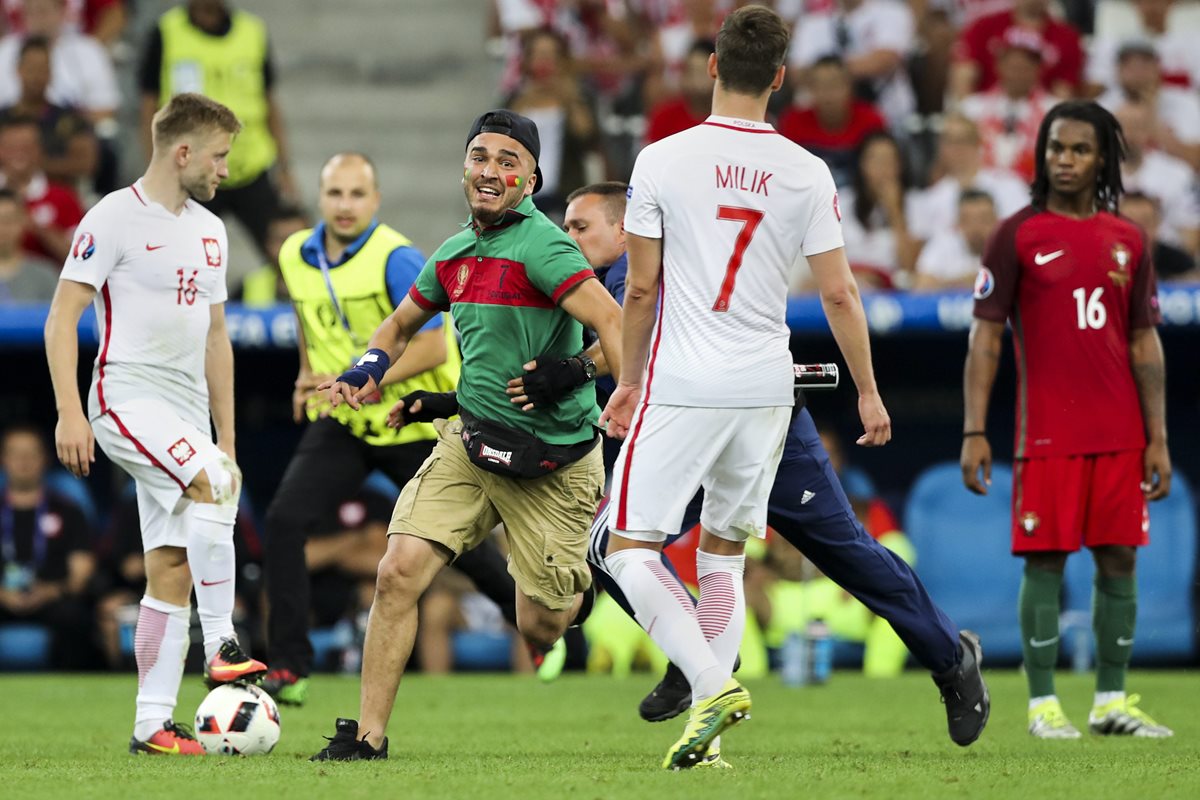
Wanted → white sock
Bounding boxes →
[1029,694,1058,711]
[1094,690,1125,708]
[134,595,191,741]
[604,547,726,702]
[187,503,238,661]
[696,550,746,675]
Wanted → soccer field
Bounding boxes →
[6,671,1199,799]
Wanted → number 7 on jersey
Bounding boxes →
[712,206,764,312]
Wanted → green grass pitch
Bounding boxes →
[5,670,1199,799]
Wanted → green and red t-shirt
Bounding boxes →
[409,196,598,444]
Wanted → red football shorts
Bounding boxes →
[1011,451,1149,554]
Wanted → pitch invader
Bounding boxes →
[598,6,896,769]
[45,93,266,756]
[963,100,1173,738]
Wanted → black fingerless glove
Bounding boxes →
[399,390,459,424]
[522,353,590,407]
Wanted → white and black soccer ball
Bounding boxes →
[195,683,281,755]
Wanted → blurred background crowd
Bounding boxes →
[0,0,1197,678]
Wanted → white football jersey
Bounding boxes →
[624,115,844,408]
[60,180,229,430]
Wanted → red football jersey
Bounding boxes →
[954,12,1084,94]
[974,207,1160,458]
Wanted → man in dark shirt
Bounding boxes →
[0,423,96,668]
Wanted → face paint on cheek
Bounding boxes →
[505,174,523,188]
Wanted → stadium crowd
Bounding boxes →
[1,0,1198,675]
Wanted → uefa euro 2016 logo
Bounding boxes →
[73,231,96,261]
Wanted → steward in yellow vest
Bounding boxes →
[139,1,295,256]
[278,220,460,446]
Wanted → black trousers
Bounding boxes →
[264,417,518,675]
[201,171,280,259]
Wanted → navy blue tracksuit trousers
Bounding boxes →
[588,407,960,674]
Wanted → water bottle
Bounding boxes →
[781,631,808,687]
[806,619,833,685]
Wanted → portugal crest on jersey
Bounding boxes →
[203,237,222,268]
[1108,243,1131,287]
[452,262,470,300]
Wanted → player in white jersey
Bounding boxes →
[44,93,266,756]
[599,6,892,770]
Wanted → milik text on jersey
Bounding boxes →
[715,164,772,196]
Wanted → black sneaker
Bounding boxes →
[932,630,990,747]
[310,718,389,761]
[639,662,691,722]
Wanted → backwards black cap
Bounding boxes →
[465,109,543,195]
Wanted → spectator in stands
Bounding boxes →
[1098,42,1200,169]
[637,0,723,108]
[0,114,82,262]
[504,27,599,218]
[0,187,53,301]
[950,0,1084,102]
[0,0,118,123]
[643,39,713,145]
[0,423,96,669]
[778,55,886,188]
[1087,0,1200,94]
[2,1,128,48]
[908,114,1027,246]
[301,485,394,639]
[838,131,921,287]
[1121,191,1199,282]
[94,481,263,670]
[0,36,96,190]
[489,0,644,103]
[788,0,916,130]
[913,188,997,291]
[418,554,535,675]
[234,204,309,308]
[960,27,1054,183]
[139,0,295,257]
[1114,100,1200,256]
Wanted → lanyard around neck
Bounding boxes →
[314,241,366,349]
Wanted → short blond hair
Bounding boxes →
[152,92,241,149]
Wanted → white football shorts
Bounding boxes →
[608,405,790,543]
[92,397,222,551]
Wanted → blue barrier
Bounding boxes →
[5,283,1200,347]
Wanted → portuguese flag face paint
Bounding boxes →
[505,174,522,187]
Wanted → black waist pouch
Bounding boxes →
[459,407,597,479]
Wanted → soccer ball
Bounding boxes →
[195,683,281,755]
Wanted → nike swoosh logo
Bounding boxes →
[1117,636,1135,646]
[145,741,180,754]
[1033,250,1064,265]
[145,243,166,251]
[200,578,231,587]
[1029,636,1060,647]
